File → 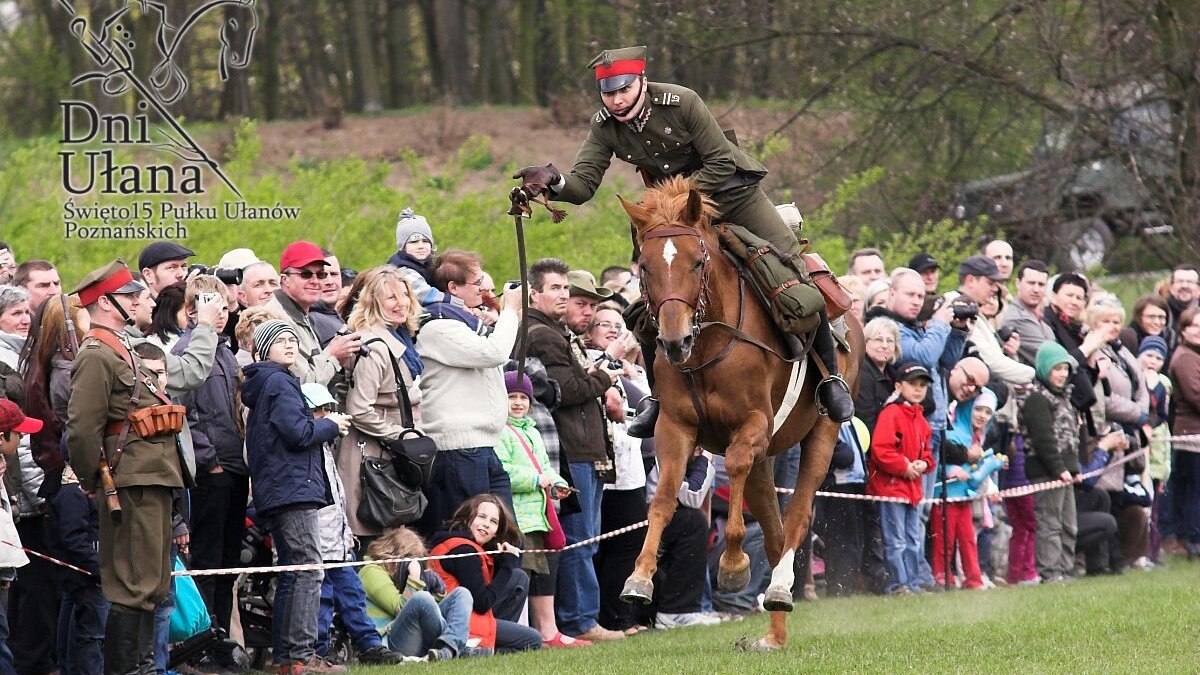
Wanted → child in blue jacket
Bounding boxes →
[241,320,351,673]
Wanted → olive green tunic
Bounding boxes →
[555,81,799,257]
[66,327,183,610]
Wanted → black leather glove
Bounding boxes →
[513,163,561,195]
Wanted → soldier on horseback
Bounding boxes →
[513,45,854,437]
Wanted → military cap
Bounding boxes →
[72,259,146,306]
[138,240,194,271]
[587,46,647,92]
[568,269,614,300]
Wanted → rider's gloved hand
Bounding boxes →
[513,163,561,196]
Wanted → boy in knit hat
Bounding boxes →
[387,208,462,308]
[241,320,352,674]
[1138,334,1173,564]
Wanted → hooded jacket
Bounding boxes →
[867,400,933,505]
[241,360,338,516]
[1020,342,1082,482]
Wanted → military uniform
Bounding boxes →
[66,261,183,615]
[556,81,800,258]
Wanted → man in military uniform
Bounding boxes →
[514,46,854,435]
[66,260,187,674]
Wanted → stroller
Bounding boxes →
[238,511,356,669]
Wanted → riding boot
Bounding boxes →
[104,604,144,675]
[812,311,854,423]
[625,299,659,439]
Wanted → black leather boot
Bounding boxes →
[625,299,660,439]
[104,604,144,675]
[812,312,854,423]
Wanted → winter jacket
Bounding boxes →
[895,313,966,431]
[495,416,566,534]
[1,332,44,516]
[386,251,461,308]
[855,356,894,433]
[1169,342,1200,439]
[174,329,246,475]
[46,473,99,593]
[360,559,446,635]
[517,309,611,463]
[241,361,338,516]
[417,308,519,451]
[335,323,421,536]
[866,400,933,505]
[1020,381,1081,483]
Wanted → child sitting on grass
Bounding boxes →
[868,361,934,596]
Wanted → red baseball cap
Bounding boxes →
[0,399,42,435]
[279,241,329,272]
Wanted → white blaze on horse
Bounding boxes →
[618,176,864,651]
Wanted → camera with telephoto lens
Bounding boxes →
[189,263,243,286]
[950,297,979,321]
[598,354,624,372]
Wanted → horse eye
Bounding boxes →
[691,259,703,271]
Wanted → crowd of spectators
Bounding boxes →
[0,226,1196,674]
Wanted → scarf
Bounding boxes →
[388,325,423,377]
[422,301,483,335]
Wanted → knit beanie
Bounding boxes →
[1138,335,1169,360]
[1034,341,1077,385]
[973,386,998,412]
[253,319,297,362]
[395,208,435,251]
[504,371,535,400]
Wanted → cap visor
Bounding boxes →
[114,279,146,294]
[597,74,637,93]
[290,257,331,269]
[14,417,43,434]
[570,287,614,299]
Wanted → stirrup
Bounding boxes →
[816,375,854,423]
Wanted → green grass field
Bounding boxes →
[355,556,1198,674]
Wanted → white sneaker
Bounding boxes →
[654,612,722,629]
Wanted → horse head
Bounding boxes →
[620,176,719,365]
[219,0,258,80]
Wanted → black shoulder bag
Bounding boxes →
[363,338,438,487]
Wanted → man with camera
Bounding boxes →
[953,255,1033,386]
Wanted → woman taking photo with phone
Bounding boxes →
[428,495,542,654]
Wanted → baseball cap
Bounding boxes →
[138,241,195,271]
[958,255,1006,281]
[894,361,933,383]
[280,241,329,272]
[0,399,42,435]
[908,252,939,273]
[300,383,337,409]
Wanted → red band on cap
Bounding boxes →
[595,59,645,81]
[78,267,134,306]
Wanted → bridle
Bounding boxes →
[640,226,711,341]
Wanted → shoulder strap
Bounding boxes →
[506,423,542,473]
[83,329,172,406]
[363,337,416,430]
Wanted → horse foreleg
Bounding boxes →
[717,413,770,592]
[743,457,786,595]
[620,423,692,605]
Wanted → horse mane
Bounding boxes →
[633,176,719,237]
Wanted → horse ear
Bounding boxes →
[686,189,704,224]
[618,194,650,230]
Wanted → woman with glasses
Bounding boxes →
[1083,295,1151,572]
[1119,295,1173,356]
[857,317,902,432]
[333,266,425,541]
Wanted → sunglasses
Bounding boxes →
[285,269,330,280]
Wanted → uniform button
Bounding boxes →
[646,140,651,145]
[654,152,659,157]
[664,164,670,169]
[626,155,632,159]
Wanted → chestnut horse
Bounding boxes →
[618,177,863,651]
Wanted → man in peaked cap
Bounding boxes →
[138,240,194,296]
[513,46,855,435]
[66,259,190,673]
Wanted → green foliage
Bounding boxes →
[456,134,494,172]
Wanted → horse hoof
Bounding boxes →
[621,577,654,605]
[734,636,782,653]
[762,586,794,612]
[717,557,752,592]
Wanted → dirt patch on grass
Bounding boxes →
[251,104,852,207]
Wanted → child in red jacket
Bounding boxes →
[868,361,935,595]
